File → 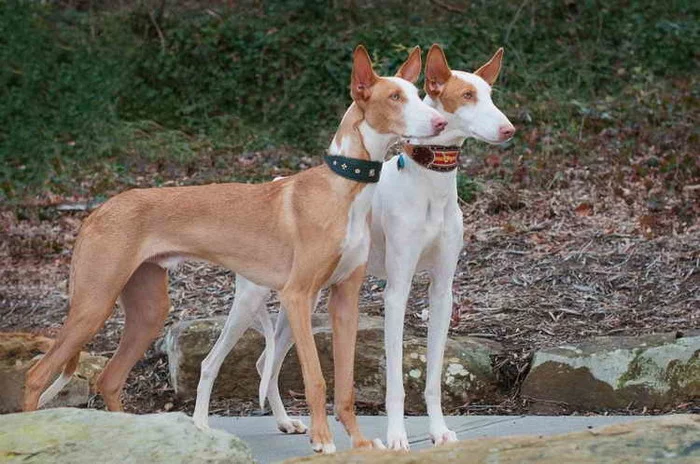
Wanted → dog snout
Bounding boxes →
[498,124,515,141]
[432,116,448,134]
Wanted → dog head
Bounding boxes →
[351,45,447,139]
[424,44,515,144]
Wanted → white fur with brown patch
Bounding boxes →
[194,44,516,452]
[425,70,512,144]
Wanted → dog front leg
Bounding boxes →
[425,234,462,446]
[383,243,421,451]
[329,265,384,450]
[280,287,334,454]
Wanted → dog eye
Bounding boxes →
[390,93,401,101]
[463,91,474,100]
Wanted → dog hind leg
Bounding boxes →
[255,298,321,434]
[37,352,80,408]
[192,274,269,429]
[24,271,125,411]
[96,262,170,412]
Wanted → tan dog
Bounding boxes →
[23,45,446,454]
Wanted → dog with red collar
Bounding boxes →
[198,44,515,451]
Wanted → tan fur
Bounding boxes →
[327,264,374,448]
[440,79,478,113]
[426,44,503,113]
[364,82,409,134]
[97,262,170,411]
[395,46,422,83]
[474,47,504,86]
[22,45,424,451]
[331,104,371,161]
[351,45,424,136]
[424,44,452,99]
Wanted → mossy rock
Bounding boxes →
[0,408,253,464]
[163,315,503,411]
[522,333,700,409]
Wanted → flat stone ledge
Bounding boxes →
[282,415,700,464]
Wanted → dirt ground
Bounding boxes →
[1,145,699,417]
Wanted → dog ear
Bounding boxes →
[424,44,451,98]
[395,46,422,83]
[474,48,504,86]
[351,45,378,102]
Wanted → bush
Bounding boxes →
[457,173,481,204]
[1,0,697,200]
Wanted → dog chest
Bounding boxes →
[328,186,375,284]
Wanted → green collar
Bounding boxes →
[324,155,383,183]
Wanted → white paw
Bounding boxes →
[431,428,458,446]
[372,438,386,449]
[386,430,410,451]
[277,418,308,434]
[193,417,210,431]
[312,442,336,454]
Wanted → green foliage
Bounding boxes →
[0,2,130,194]
[457,173,481,204]
[1,0,698,199]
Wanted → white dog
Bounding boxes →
[193,44,515,451]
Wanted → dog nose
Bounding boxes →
[499,125,515,141]
[432,116,448,134]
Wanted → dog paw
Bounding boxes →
[371,438,386,449]
[277,418,308,434]
[192,418,210,431]
[430,429,458,446]
[311,442,336,454]
[352,437,386,449]
[386,431,410,451]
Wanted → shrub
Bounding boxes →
[1,0,697,200]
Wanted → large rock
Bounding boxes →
[0,333,108,413]
[284,415,700,463]
[0,408,253,463]
[522,333,700,410]
[163,314,503,411]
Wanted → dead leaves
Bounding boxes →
[574,202,594,216]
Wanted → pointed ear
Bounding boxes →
[474,47,504,86]
[424,44,452,98]
[395,46,422,83]
[351,45,378,102]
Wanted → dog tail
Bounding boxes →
[37,352,80,408]
[257,310,276,411]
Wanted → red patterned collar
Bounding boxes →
[402,144,461,172]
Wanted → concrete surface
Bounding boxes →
[210,415,647,463]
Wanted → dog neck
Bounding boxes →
[329,103,397,162]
